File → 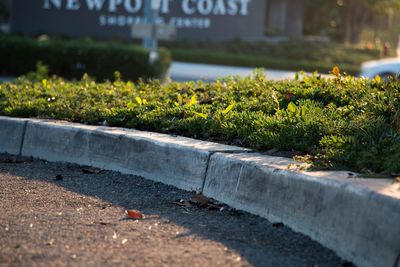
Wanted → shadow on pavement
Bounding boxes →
[0,155,346,266]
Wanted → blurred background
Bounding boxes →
[0,0,399,81]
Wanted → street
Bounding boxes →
[169,62,298,82]
[0,155,346,267]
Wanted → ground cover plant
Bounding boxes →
[162,40,383,75]
[1,68,399,175]
[0,34,171,81]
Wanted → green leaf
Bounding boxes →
[271,92,280,112]
[301,106,307,117]
[222,102,235,114]
[189,95,197,106]
[287,102,297,113]
[177,94,183,105]
[193,111,208,119]
[127,101,135,109]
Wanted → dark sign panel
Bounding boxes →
[10,0,266,41]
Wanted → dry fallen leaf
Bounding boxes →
[190,194,211,207]
[190,194,223,210]
[126,210,143,219]
[331,66,340,76]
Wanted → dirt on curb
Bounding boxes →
[0,154,348,267]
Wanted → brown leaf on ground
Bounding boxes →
[190,194,223,210]
[126,210,143,219]
[190,194,210,207]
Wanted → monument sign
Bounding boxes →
[10,0,266,41]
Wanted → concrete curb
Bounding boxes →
[203,153,400,267]
[1,116,399,267]
[7,117,249,191]
[0,116,27,155]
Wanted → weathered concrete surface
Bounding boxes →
[203,152,400,267]
[0,116,27,155]
[21,120,92,166]
[21,119,248,191]
[86,129,210,191]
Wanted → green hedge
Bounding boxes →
[163,40,382,75]
[170,48,361,75]
[0,34,171,81]
[1,71,400,174]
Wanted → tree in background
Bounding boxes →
[342,0,400,44]
[0,0,9,23]
[304,0,400,44]
[303,0,343,40]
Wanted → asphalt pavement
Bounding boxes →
[169,62,297,82]
[0,77,14,83]
[0,155,347,267]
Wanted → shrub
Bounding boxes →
[0,70,399,174]
[0,34,171,81]
[162,39,382,75]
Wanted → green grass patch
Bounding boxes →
[163,40,382,75]
[1,70,399,175]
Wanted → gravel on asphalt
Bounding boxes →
[0,154,349,267]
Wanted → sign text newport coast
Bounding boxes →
[43,0,251,29]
